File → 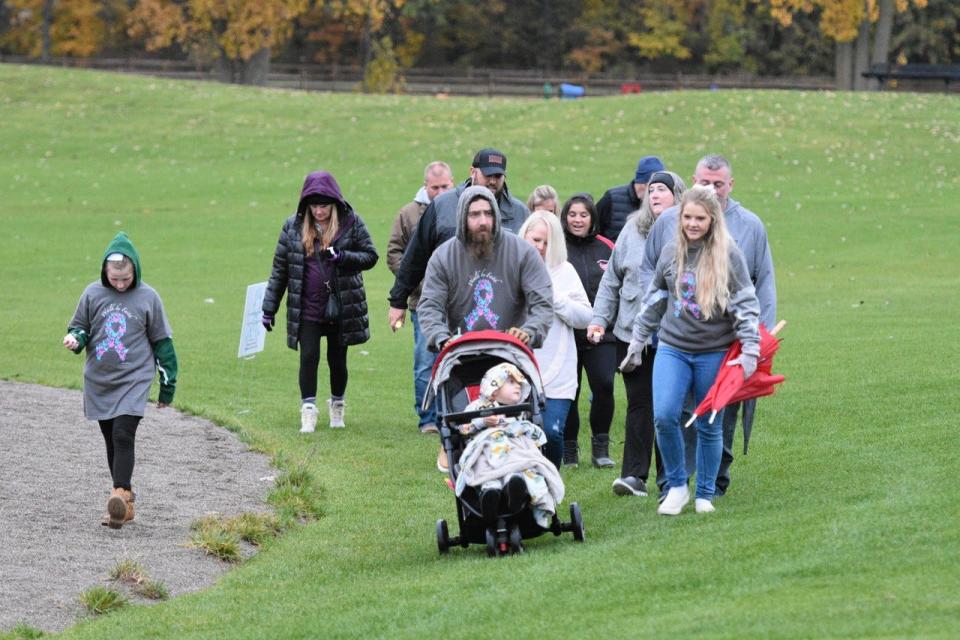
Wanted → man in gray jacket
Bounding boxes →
[642,154,777,497]
[418,186,553,352]
[387,148,530,332]
[387,161,455,434]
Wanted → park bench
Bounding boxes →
[862,64,960,91]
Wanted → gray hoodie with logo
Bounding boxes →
[633,241,761,356]
[417,186,554,350]
[643,197,776,328]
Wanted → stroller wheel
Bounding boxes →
[484,527,497,557]
[509,523,524,554]
[570,503,585,542]
[436,519,450,555]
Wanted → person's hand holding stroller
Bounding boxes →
[506,327,531,344]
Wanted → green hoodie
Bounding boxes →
[100,231,143,288]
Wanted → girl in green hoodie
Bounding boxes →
[62,232,178,529]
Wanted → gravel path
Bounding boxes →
[0,380,278,634]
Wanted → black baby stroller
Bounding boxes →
[424,330,585,557]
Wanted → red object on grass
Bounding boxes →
[686,322,786,428]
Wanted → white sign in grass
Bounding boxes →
[238,282,267,358]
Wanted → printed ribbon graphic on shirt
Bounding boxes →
[95,311,129,361]
[464,278,500,330]
[673,271,702,319]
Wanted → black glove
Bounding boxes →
[262,314,274,332]
[321,246,339,261]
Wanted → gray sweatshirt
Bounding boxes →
[634,242,760,356]
[418,186,554,350]
[644,197,776,328]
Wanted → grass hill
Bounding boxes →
[1,64,958,638]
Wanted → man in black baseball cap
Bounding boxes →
[470,148,509,199]
[388,146,529,335]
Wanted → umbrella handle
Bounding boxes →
[770,319,787,336]
[684,413,699,428]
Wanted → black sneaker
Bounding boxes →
[612,476,648,497]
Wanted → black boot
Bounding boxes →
[504,474,528,514]
[591,434,616,468]
[562,440,579,467]
[480,487,501,524]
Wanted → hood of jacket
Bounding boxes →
[455,185,502,245]
[297,171,351,219]
[413,185,431,206]
[100,232,142,288]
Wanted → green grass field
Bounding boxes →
[1,64,959,638]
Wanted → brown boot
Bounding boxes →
[106,488,135,529]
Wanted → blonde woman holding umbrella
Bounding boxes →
[619,185,760,515]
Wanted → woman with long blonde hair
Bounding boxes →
[619,185,760,516]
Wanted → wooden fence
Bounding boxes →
[2,55,841,96]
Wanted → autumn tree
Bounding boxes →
[127,0,310,84]
[1,0,112,59]
[293,0,419,91]
[766,0,929,90]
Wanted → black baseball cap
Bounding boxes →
[472,148,507,176]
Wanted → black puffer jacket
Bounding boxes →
[263,171,378,349]
[596,182,641,240]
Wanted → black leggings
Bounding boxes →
[299,321,348,400]
[98,415,141,490]
[617,340,662,483]
[564,342,617,442]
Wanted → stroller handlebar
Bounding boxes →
[442,401,537,427]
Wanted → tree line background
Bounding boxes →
[1,0,957,91]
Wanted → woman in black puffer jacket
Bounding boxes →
[561,193,617,468]
[262,170,378,432]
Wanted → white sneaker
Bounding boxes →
[300,403,318,433]
[695,498,715,513]
[328,399,345,428]
[657,485,690,516]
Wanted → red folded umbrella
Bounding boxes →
[685,321,786,428]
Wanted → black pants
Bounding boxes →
[617,340,662,484]
[564,342,617,442]
[98,415,141,490]
[299,320,348,400]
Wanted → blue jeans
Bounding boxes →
[683,399,742,496]
[652,345,726,500]
[411,310,437,428]
[542,398,573,467]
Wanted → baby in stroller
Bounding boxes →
[455,363,564,529]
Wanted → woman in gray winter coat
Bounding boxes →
[262,171,378,432]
